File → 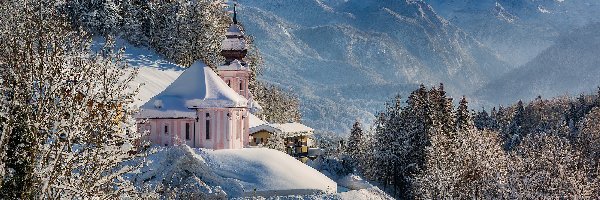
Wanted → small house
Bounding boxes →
[249,122,315,159]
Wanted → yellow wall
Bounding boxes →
[250,130,271,146]
[251,131,314,163]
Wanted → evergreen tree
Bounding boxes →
[506,134,597,198]
[505,100,525,150]
[253,82,302,124]
[456,96,473,131]
[414,128,507,199]
[263,133,286,152]
[595,87,600,107]
[474,107,493,130]
[346,120,364,166]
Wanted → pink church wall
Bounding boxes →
[137,107,249,150]
[219,70,250,99]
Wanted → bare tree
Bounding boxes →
[0,0,141,198]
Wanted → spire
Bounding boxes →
[233,3,238,24]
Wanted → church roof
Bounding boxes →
[226,24,244,37]
[137,61,248,118]
[248,113,267,128]
[217,59,248,71]
[222,35,246,50]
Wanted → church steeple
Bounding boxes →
[221,2,247,64]
[218,3,252,101]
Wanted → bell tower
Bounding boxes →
[218,3,251,100]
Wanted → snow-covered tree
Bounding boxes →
[253,82,302,124]
[577,107,600,196]
[456,96,473,131]
[345,120,364,167]
[0,1,141,198]
[414,96,507,198]
[506,134,598,198]
[262,133,286,152]
[503,100,525,150]
[414,128,508,199]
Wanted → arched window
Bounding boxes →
[205,113,211,140]
[185,123,190,140]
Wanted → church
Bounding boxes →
[135,8,258,149]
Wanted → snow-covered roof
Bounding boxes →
[249,113,266,128]
[226,24,243,37]
[248,98,263,114]
[221,37,246,50]
[136,61,248,118]
[250,122,314,137]
[217,59,248,71]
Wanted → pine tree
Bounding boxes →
[506,134,597,198]
[474,108,492,130]
[505,100,525,150]
[414,128,507,199]
[595,87,600,107]
[346,120,364,166]
[577,107,600,185]
[253,82,302,123]
[120,0,148,46]
[456,96,473,132]
[263,133,286,152]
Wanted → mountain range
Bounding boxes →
[237,0,600,134]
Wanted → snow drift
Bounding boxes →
[127,146,336,198]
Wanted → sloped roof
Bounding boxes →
[137,61,248,118]
[271,123,314,134]
[250,122,314,137]
[226,24,243,37]
[248,113,266,129]
[222,37,246,50]
[222,24,246,50]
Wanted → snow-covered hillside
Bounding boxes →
[92,37,183,108]
[125,146,397,199]
[238,0,511,133]
[132,147,337,197]
[201,148,337,196]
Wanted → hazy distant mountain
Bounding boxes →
[426,0,600,66]
[476,23,600,105]
[238,0,511,133]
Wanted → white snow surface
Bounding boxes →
[270,123,314,134]
[128,146,337,198]
[218,59,248,71]
[249,113,267,128]
[133,67,182,108]
[337,188,394,200]
[201,148,337,196]
[91,37,184,108]
[250,122,314,137]
[222,37,247,50]
[137,61,248,118]
[337,174,373,190]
